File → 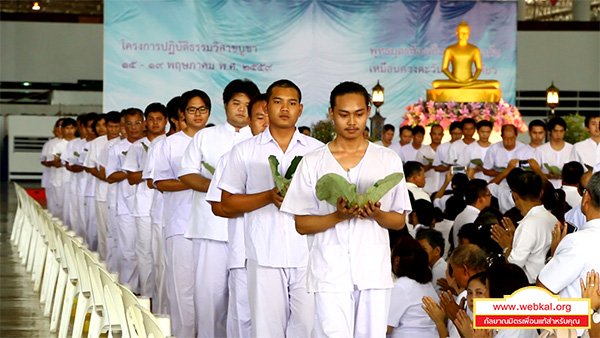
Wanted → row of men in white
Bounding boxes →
[385,113,600,195]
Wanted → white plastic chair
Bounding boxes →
[49,228,75,332]
[98,266,129,338]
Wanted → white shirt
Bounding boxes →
[431,258,447,296]
[105,138,134,216]
[84,135,109,201]
[508,205,558,284]
[219,127,323,268]
[47,138,68,187]
[515,144,538,161]
[388,141,403,155]
[396,143,421,163]
[488,182,515,214]
[538,219,600,301]
[40,137,59,188]
[281,142,411,292]
[65,138,87,196]
[534,142,575,188]
[417,144,440,195]
[434,219,453,260]
[179,123,252,240]
[153,131,194,238]
[462,141,492,181]
[387,277,439,338]
[483,141,524,172]
[433,142,455,167]
[122,137,153,217]
[407,182,431,202]
[564,204,585,229]
[572,137,600,169]
[59,139,77,184]
[142,135,166,225]
[447,139,471,166]
[561,185,582,208]
[452,205,480,248]
[206,152,246,269]
[97,137,121,206]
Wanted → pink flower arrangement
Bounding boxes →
[401,99,528,133]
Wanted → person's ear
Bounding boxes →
[433,246,441,258]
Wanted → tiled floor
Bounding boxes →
[0,181,58,338]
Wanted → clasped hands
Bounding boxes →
[335,196,382,220]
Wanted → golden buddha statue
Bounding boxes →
[427,21,502,102]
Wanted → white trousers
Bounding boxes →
[95,200,108,261]
[68,191,81,236]
[192,238,229,338]
[117,213,139,293]
[135,216,154,298]
[105,204,119,273]
[151,221,168,315]
[228,267,252,338]
[165,235,196,338]
[77,192,87,239]
[313,289,389,338]
[62,187,72,227]
[45,186,56,216]
[49,185,64,220]
[84,196,97,251]
[246,259,314,338]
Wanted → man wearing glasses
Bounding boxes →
[178,79,258,337]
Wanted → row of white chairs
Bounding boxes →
[10,183,172,338]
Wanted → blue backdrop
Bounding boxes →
[104,0,516,128]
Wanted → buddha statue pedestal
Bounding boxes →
[426,88,502,103]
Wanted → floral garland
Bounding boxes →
[401,98,528,132]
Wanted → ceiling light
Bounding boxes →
[32,2,40,10]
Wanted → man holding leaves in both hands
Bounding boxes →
[281,81,411,337]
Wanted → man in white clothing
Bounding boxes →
[207,93,269,338]
[281,81,410,337]
[417,229,447,296]
[418,124,444,195]
[123,103,167,298]
[395,126,425,163]
[41,119,63,217]
[105,108,145,293]
[44,119,67,219]
[572,113,600,170]
[220,80,322,337]
[492,171,558,284]
[533,117,575,188]
[482,124,524,182]
[447,118,477,165]
[433,122,464,191]
[179,79,258,337]
[462,120,492,181]
[560,161,584,208]
[404,161,430,202]
[515,119,546,161]
[452,179,491,248]
[374,124,394,147]
[57,118,78,227]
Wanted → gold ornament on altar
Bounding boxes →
[427,21,502,103]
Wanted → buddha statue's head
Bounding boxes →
[456,20,470,44]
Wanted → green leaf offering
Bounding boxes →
[122,151,128,156]
[268,155,303,197]
[201,161,215,175]
[470,158,483,166]
[423,156,434,163]
[316,172,404,210]
[493,166,506,172]
[141,142,149,152]
[74,152,80,157]
[544,163,562,175]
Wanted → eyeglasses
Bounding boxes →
[125,121,143,126]
[186,106,209,115]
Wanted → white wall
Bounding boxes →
[517,31,600,91]
[0,21,103,83]
[1,21,598,91]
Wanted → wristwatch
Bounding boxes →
[593,308,600,324]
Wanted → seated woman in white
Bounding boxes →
[387,234,439,338]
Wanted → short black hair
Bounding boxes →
[248,93,267,118]
[529,119,546,131]
[562,161,584,185]
[299,126,310,134]
[123,107,144,120]
[457,222,479,244]
[91,114,105,135]
[501,124,517,135]
[61,118,77,128]
[267,79,302,103]
[166,96,181,131]
[462,118,476,127]
[399,125,412,134]
[412,125,425,136]
[585,112,600,128]
[105,111,121,124]
[222,79,260,105]
[329,81,370,109]
[416,228,445,255]
[411,199,434,228]
[391,234,432,283]
[464,179,488,205]
[445,195,466,220]
[547,116,567,131]
[476,120,493,130]
[364,126,369,132]
[383,124,395,133]
[85,113,99,126]
[54,118,64,128]
[431,124,443,132]
[180,89,212,114]
[451,173,470,199]
[449,121,463,132]
[511,171,542,201]
[487,263,529,298]
[144,102,168,119]
[404,161,424,179]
